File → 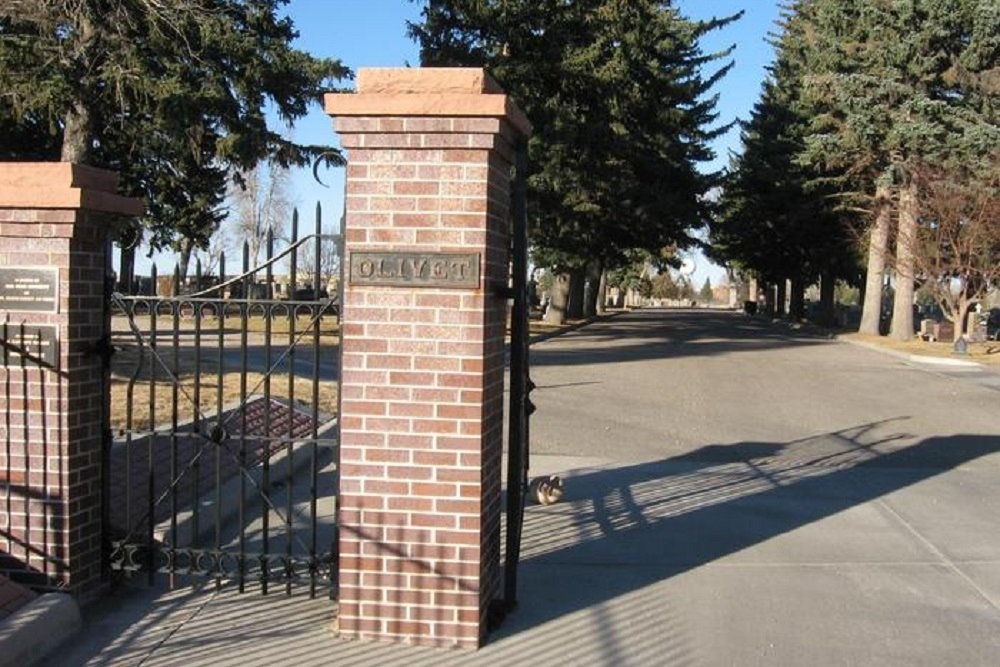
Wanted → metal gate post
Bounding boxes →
[326,68,531,649]
[503,140,532,610]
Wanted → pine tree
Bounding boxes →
[712,9,856,324]
[699,277,714,304]
[410,0,736,321]
[0,1,349,270]
[792,0,1000,340]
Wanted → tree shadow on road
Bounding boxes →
[530,309,834,367]
[492,421,1000,649]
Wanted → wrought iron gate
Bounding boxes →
[105,207,340,596]
[502,141,534,609]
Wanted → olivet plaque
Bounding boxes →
[0,267,59,313]
[349,252,481,289]
[1,323,59,369]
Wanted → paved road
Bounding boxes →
[513,307,1000,666]
[530,308,1000,464]
[31,307,1000,666]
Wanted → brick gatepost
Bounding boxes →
[326,68,531,648]
[0,163,140,596]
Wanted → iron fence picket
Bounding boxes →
[2,322,9,572]
[238,247,249,594]
[146,271,158,586]
[310,203,322,597]
[286,211,298,596]
[170,267,181,589]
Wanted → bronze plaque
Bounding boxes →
[1,323,59,368]
[349,252,481,289]
[0,267,59,313]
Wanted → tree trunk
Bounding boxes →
[758,283,772,316]
[118,245,136,293]
[60,14,96,163]
[954,300,972,344]
[890,181,918,342]
[177,237,196,284]
[545,272,570,325]
[789,277,806,320]
[583,260,603,317]
[567,268,585,320]
[819,270,837,327]
[595,268,608,315]
[60,103,92,163]
[860,184,892,336]
[775,279,787,318]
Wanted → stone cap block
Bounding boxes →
[357,68,504,95]
[0,162,143,216]
[326,67,531,138]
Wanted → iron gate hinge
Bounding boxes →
[88,335,117,365]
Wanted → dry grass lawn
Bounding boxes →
[109,311,575,433]
[839,332,1000,367]
[110,314,339,434]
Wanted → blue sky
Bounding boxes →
[285,0,783,217]
[140,2,784,279]
[281,1,783,284]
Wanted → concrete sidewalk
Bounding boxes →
[16,439,1000,666]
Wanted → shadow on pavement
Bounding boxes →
[530,309,831,367]
[495,421,1000,636]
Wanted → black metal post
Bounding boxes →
[503,141,531,609]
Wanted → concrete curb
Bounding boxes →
[0,593,81,667]
[748,314,989,371]
[905,353,982,368]
[835,334,983,369]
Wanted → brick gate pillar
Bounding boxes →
[0,163,140,596]
[326,68,530,648]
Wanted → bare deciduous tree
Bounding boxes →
[911,160,1000,342]
[196,233,229,282]
[317,226,342,295]
[227,161,292,268]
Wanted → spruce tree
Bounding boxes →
[410,0,736,321]
[0,1,349,271]
[793,0,1000,340]
[712,9,856,324]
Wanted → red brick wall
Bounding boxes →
[0,208,111,594]
[1,164,136,597]
[334,114,522,648]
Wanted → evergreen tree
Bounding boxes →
[410,0,736,321]
[0,1,349,272]
[679,276,696,302]
[711,14,856,324]
[651,271,680,301]
[699,277,714,303]
[793,0,1000,340]
[717,0,1000,336]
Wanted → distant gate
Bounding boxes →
[105,207,341,596]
